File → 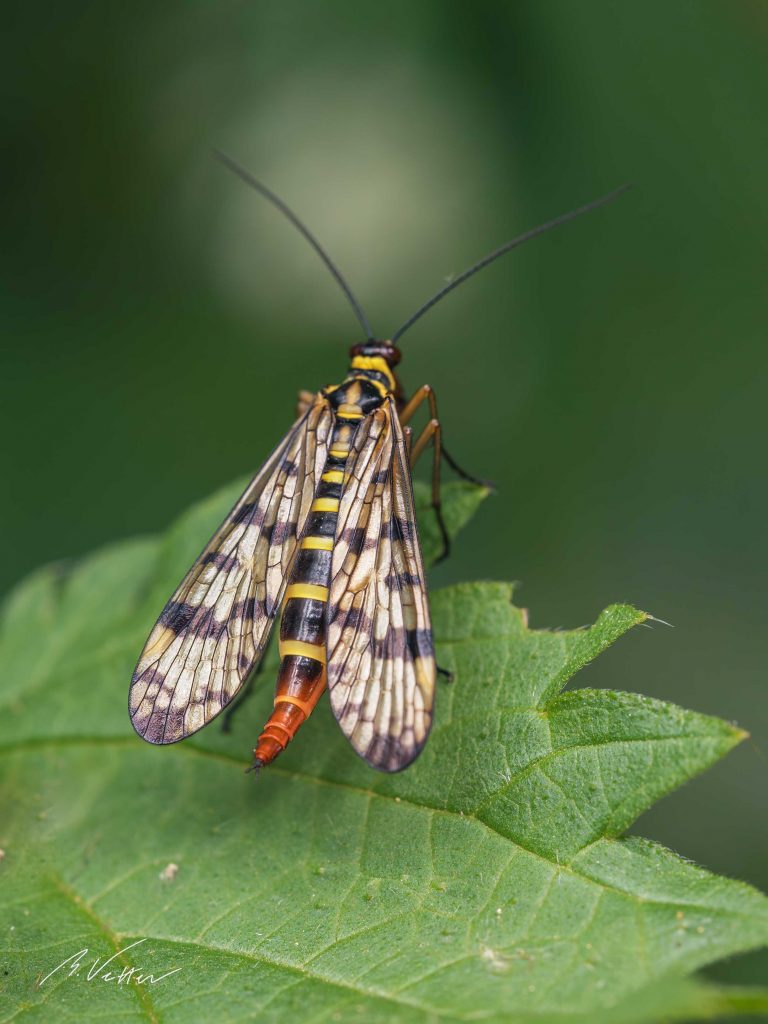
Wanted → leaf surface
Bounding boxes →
[1,479,766,1023]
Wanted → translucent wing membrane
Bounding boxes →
[327,401,436,771]
[130,399,332,743]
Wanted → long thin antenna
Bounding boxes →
[391,183,633,342]
[213,149,374,340]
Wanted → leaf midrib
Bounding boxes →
[22,874,162,1024]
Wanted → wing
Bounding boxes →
[326,400,436,772]
[130,396,332,743]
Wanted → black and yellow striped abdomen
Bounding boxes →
[253,375,386,767]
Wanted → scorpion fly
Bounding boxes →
[130,153,629,773]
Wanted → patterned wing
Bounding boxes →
[327,401,436,771]
[130,397,332,743]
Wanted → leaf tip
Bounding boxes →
[594,602,650,639]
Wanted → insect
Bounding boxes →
[129,153,629,773]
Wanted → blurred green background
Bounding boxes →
[2,0,766,996]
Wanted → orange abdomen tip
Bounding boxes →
[252,655,327,769]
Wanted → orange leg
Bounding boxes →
[403,424,413,459]
[296,389,315,417]
[409,416,450,561]
[404,399,455,675]
[401,384,448,560]
[399,384,437,427]
[400,385,489,486]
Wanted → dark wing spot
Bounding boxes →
[202,552,239,573]
[371,626,433,661]
[192,606,230,642]
[366,734,394,765]
[231,502,257,525]
[372,627,406,661]
[160,601,230,641]
[269,519,297,546]
[406,627,434,658]
[231,502,267,528]
[137,665,165,691]
[232,596,258,624]
[141,712,167,744]
[390,515,414,542]
[163,706,187,742]
[159,601,196,634]
[342,526,368,557]
[385,571,421,591]
[332,604,373,635]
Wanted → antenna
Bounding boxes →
[213,149,374,340]
[391,184,633,342]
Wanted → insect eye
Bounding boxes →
[349,342,402,367]
[384,344,402,367]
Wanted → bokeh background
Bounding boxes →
[2,0,766,997]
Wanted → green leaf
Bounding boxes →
[1,479,765,1023]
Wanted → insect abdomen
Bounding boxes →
[252,407,362,767]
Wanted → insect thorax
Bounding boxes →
[324,355,395,413]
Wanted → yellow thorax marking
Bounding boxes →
[364,376,389,399]
[350,355,395,392]
[336,403,364,420]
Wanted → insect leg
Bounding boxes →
[440,444,494,488]
[410,416,450,562]
[400,385,490,488]
[399,384,434,426]
[296,389,315,417]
